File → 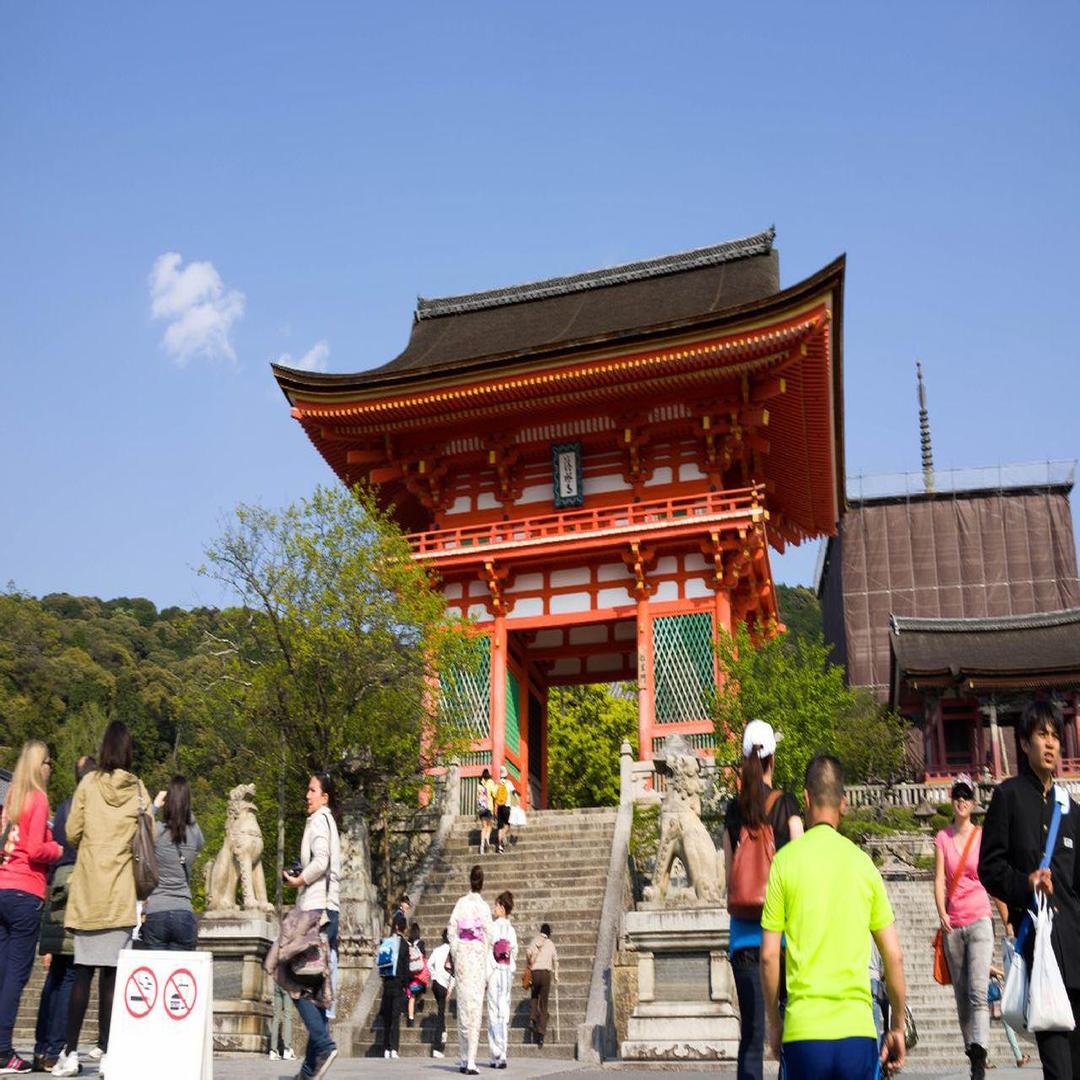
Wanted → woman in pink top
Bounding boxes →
[934,774,993,1080]
[0,740,63,1074]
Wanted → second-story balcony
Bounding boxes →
[407,486,766,569]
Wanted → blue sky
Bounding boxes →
[2,3,1078,608]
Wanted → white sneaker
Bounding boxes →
[269,1050,279,1060]
[97,1055,106,1077]
[51,1050,80,1077]
[88,1048,103,1062]
[283,1048,295,1060]
[384,1050,391,1059]
[433,1050,445,1058]
[390,1050,399,1059]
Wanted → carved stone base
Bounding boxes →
[198,914,278,1055]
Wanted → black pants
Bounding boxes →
[529,970,552,1038]
[732,949,765,1080]
[380,980,405,1053]
[66,965,113,1054]
[1036,988,1080,1080]
[433,982,448,1047]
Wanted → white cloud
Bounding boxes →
[276,339,330,373]
[149,252,245,365]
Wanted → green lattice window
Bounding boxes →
[505,670,521,756]
[652,612,715,723]
[442,638,491,738]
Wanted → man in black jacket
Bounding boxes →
[979,702,1080,1079]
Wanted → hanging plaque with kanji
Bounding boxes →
[552,441,584,509]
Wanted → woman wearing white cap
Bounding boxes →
[934,773,993,1080]
[722,719,803,1080]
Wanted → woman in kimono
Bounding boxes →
[447,864,494,1075]
[486,891,518,1068]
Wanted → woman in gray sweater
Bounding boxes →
[143,776,204,950]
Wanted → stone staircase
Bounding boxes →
[13,961,102,1057]
[886,879,1035,1069]
[354,807,617,1060]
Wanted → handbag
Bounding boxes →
[1002,795,1064,1030]
[932,826,979,986]
[522,963,532,990]
[132,789,160,901]
[1028,889,1075,1031]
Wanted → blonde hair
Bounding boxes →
[4,740,51,824]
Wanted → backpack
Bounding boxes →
[493,937,512,964]
[727,789,784,921]
[494,782,509,807]
[409,941,425,974]
[377,935,400,977]
[477,784,490,813]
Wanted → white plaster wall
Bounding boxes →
[550,658,581,676]
[684,553,707,571]
[597,562,632,582]
[507,573,543,593]
[685,578,714,599]
[587,654,623,673]
[517,484,553,506]
[551,567,590,588]
[655,556,677,575]
[680,461,706,482]
[468,580,489,597]
[467,605,493,622]
[443,583,463,600]
[583,472,631,496]
[642,466,673,487]
[653,580,679,602]
[613,621,636,641]
[508,597,544,618]
[476,492,499,511]
[549,592,592,615]
[532,629,563,649]
[597,586,632,608]
[444,495,472,516]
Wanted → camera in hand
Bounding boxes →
[285,861,303,880]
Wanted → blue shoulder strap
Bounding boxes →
[1014,793,1063,952]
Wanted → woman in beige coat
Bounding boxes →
[52,721,152,1078]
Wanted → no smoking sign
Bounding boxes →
[125,967,158,1019]
[164,968,198,1021]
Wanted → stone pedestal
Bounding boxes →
[619,907,740,1061]
[198,913,278,1054]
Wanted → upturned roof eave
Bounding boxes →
[271,255,846,404]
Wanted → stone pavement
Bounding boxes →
[211,1055,1044,1079]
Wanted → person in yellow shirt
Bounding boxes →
[761,754,907,1079]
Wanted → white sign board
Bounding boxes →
[107,949,213,1080]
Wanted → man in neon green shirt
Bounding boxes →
[761,754,907,1078]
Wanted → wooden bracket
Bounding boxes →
[623,541,657,600]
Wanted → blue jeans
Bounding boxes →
[293,910,338,1076]
[34,954,75,1058]
[782,1037,880,1080]
[0,888,44,1057]
[142,909,198,951]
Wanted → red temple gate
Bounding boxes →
[274,229,845,807]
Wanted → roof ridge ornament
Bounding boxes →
[415,226,777,321]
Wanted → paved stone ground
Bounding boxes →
[210,1056,1044,1079]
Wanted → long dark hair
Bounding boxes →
[312,771,339,824]
[163,775,192,845]
[98,720,133,773]
[738,751,773,830]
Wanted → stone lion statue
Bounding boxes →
[644,737,725,906]
[203,783,274,915]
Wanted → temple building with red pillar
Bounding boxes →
[273,229,845,808]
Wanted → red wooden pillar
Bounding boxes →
[935,699,947,774]
[490,615,507,778]
[637,596,654,761]
[714,588,732,690]
[989,700,1003,780]
[518,680,529,812]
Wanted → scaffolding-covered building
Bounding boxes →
[817,461,1080,780]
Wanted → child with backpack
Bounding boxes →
[486,891,517,1068]
[405,922,430,1028]
[722,720,804,1080]
[376,911,410,1058]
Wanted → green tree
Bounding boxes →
[197,483,471,904]
[547,683,637,808]
[775,584,823,646]
[713,625,909,796]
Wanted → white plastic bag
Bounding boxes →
[1027,892,1076,1032]
[1001,932,1029,1031]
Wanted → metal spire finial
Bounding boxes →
[917,361,934,492]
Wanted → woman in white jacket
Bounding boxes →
[487,891,517,1068]
[447,864,494,1075]
[282,772,341,1080]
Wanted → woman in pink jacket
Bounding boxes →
[0,740,64,1075]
